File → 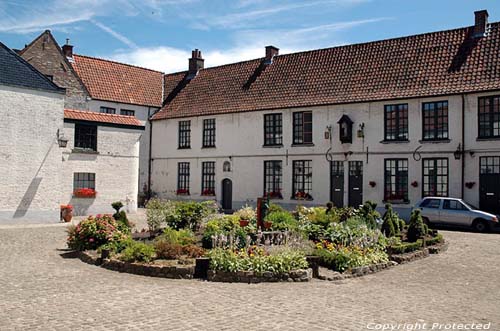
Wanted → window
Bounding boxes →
[480,156,500,174]
[478,96,500,138]
[292,160,312,199]
[338,115,353,144]
[264,113,283,146]
[443,200,467,210]
[177,162,190,195]
[178,120,191,149]
[422,158,448,197]
[420,198,441,209]
[423,101,448,140]
[100,106,116,114]
[201,161,215,195]
[384,104,408,141]
[74,123,97,151]
[202,119,216,148]
[73,172,95,190]
[293,111,313,145]
[120,109,135,117]
[264,161,283,199]
[384,159,408,202]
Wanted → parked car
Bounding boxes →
[414,197,498,232]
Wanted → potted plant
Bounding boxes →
[201,189,215,196]
[411,181,418,188]
[465,182,475,189]
[263,221,273,229]
[369,181,376,187]
[239,219,250,227]
[60,204,73,222]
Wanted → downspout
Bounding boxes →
[461,94,465,199]
[147,107,153,200]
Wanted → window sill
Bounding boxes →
[201,194,216,197]
[476,137,500,141]
[72,148,99,154]
[178,147,191,150]
[263,144,284,148]
[419,139,450,144]
[202,146,216,149]
[380,140,410,144]
[291,143,315,147]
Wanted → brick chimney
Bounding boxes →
[188,49,204,76]
[265,45,279,64]
[62,38,73,59]
[473,10,489,38]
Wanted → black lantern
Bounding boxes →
[57,129,68,148]
[337,115,353,144]
[453,143,462,160]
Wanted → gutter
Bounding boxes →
[461,94,466,199]
[147,106,153,201]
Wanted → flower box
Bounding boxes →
[293,191,313,200]
[176,189,190,195]
[239,220,250,227]
[266,191,283,199]
[201,189,215,196]
[73,188,97,198]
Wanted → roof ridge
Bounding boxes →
[164,21,500,77]
[74,54,164,74]
[65,108,138,118]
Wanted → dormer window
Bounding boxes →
[337,115,353,144]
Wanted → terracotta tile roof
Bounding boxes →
[72,55,163,107]
[153,22,500,120]
[64,108,144,127]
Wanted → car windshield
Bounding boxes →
[461,201,477,210]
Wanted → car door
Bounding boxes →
[419,198,442,223]
[440,200,472,227]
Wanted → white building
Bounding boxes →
[151,11,500,219]
[0,42,65,223]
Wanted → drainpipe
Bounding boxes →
[147,107,153,200]
[461,94,465,199]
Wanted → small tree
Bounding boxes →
[111,201,130,234]
[358,201,380,229]
[381,204,397,237]
[407,209,426,242]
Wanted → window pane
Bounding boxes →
[178,121,191,148]
[74,124,97,151]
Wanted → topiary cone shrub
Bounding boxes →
[381,203,397,237]
[407,209,426,242]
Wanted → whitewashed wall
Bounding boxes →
[151,91,500,219]
[0,85,64,223]
[87,100,159,200]
[61,122,142,216]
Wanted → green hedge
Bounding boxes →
[388,234,444,255]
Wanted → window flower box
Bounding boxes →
[176,189,190,195]
[292,191,313,200]
[73,188,97,198]
[201,189,215,196]
[266,191,283,199]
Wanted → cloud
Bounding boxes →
[90,19,138,49]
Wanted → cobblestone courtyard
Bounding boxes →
[0,225,499,331]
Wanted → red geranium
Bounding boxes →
[73,188,97,198]
[201,189,215,196]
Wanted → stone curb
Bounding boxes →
[207,268,313,283]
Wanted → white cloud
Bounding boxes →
[90,19,138,49]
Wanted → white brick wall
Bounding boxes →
[0,85,64,223]
[61,123,142,216]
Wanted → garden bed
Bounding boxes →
[207,269,312,283]
[389,241,448,264]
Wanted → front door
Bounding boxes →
[479,156,500,215]
[330,161,344,207]
[221,178,233,212]
[348,161,363,208]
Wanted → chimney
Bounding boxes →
[265,45,279,64]
[62,38,73,59]
[188,49,204,76]
[473,10,489,38]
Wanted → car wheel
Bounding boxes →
[472,219,489,233]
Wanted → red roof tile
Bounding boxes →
[72,55,163,107]
[153,22,500,120]
[64,108,144,127]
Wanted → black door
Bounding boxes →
[221,178,233,211]
[330,161,344,207]
[479,156,500,214]
[348,161,363,208]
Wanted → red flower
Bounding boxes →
[73,188,97,198]
[202,189,215,196]
[176,189,190,195]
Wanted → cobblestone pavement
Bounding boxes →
[0,227,499,331]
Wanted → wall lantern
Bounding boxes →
[324,125,332,140]
[453,143,463,160]
[337,115,353,144]
[57,129,68,148]
[357,123,365,138]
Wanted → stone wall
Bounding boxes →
[207,269,312,283]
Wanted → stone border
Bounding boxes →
[389,242,449,264]
[207,268,312,283]
[78,251,194,279]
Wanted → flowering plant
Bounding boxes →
[201,189,215,196]
[369,181,376,187]
[293,191,313,200]
[266,190,283,199]
[67,214,127,251]
[411,181,418,188]
[176,188,190,195]
[60,204,73,211]
[73,188,97,198]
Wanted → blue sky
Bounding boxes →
[1,0,499,73]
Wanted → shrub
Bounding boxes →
[425,233,444,246]
[207,247,308,275]
[182,245,205,258]
[234,205,256,221]
[159,227,196,246]
[381,204,401,237]
[154,241,183,259]
[408,209,426,242]
[67,214,127,251]
[264,211,298,231]
[267,202,285,214]
[388,241,422,254]
[357,201,380,229]
[202,215,249,249]
[119,241,155,263]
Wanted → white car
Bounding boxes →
[414,197,499,232]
